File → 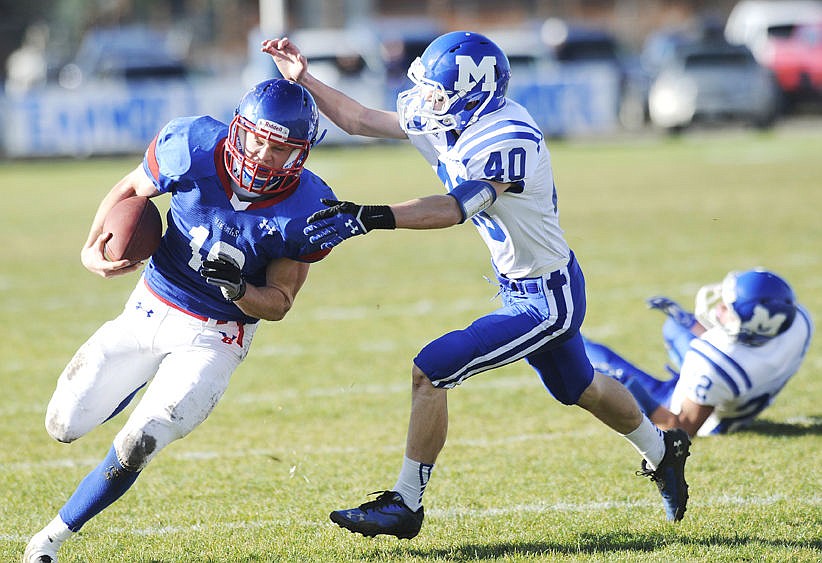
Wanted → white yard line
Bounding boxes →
[3,427,597,472]
[2,494,818,542]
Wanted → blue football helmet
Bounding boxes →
[397,31,511,135]
[716,269,797,346]
[225,79,319,195]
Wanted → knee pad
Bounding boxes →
[45,399,91,444]
[413,328,485,388]
[527,333,594,405]
[45,408,77,444]
[113,419,176,471]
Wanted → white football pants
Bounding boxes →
[45,279,256,470]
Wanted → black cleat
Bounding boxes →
[638,428,691,521]
[330,490,424,539]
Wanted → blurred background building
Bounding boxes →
[1,0,729,84]
[1,0,820,156]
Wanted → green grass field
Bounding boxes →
[2,125,821,562]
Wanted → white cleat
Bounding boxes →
[22,529,60,563]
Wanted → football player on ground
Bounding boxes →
[23,79,337,562]
[263,31,692,538]
[583,269,813,437]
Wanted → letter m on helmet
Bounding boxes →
[454,55,497,93]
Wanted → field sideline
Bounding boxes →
[1,125,821,561]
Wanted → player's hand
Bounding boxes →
[296,199,396,253]
[200,254,246,302]
[298,218,349,251]
[81,232,143,278]
[308,198,395,233]
[646,296,696,329]
[261,38,307,82]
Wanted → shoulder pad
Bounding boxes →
[149,116,228,183]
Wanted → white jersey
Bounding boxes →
[407,99,569,279]
[669,305,814,436]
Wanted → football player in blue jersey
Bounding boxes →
[263,31,692,537]
[23,79,338,562]
[583,269,813,438]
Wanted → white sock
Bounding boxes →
[621,416,665,470]
[46,514,72,539]
[32,514,73,554]
[391,456,433,512]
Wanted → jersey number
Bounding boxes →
[471,149,527,244]
[484,148,526,181]
[187,226,245,271]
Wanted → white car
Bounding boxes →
[648,40,780,132]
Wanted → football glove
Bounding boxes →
[646,296,696,329]
[308,198,396,234]
[200,254,246,302]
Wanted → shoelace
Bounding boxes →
[636,461,661,481]
[358,490,399,510]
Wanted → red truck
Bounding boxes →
[761,21,822,102]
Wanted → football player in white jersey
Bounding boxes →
[583,269,813,437]
[264,31,692,537]
[23,80,339,562]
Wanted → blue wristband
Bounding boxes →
[623,377,661,415]
[447,180,497,223]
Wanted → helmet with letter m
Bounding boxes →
[224,78,319,196]
[398,31,511,135]
[695,268,797,346]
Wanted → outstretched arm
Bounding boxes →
[647,296,707,336]
[302,179,507,250]
[261,37,406,140]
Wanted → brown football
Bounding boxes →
[102,196,163,262]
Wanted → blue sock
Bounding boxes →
[58,445,140,532]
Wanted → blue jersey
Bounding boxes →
[141,115,335,324]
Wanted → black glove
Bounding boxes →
[307,198,396,233]
[200,254,246,302]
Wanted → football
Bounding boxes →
[102,196,163,262]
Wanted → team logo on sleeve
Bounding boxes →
[258,218,279,236]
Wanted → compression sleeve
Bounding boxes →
[447,180,497,223]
